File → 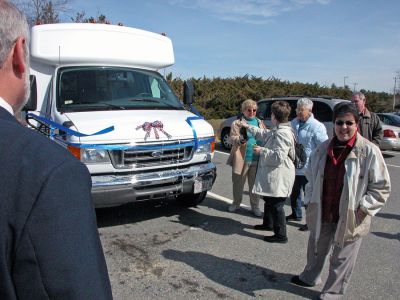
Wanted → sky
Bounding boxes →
[61,0,400,93]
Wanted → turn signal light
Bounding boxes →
[67,145,81,160]
[211,141,215,153]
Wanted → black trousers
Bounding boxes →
[262,196,287,238]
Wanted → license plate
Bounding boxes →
[193,178,212,194]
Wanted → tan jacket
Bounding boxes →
[226,118,266,175]
[305,133,391,249]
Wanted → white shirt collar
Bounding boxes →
[0,97,14,115]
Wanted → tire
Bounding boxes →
[220,128,232,150]
[177,191,207,207]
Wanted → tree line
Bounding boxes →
[167,74,395,120]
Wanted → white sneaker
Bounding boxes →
[228,204,238,212]
[252,208,262,217]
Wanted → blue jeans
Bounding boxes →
[289,175,308,219]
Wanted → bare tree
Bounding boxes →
[71,11,112,24]
[11,0,71,25]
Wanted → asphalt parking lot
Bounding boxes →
[96,145,400,299]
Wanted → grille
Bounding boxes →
[110,140,194,169]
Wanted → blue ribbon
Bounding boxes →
[27,113,214,151]
[68,137,215,151]
[186,116,205,150]
[27,113,114,137]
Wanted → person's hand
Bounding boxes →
[355,207,367,225]
[253,145,262,154]
[238,120,249,128]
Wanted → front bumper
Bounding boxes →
[91,162,216,207]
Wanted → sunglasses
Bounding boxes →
[335,120,356,126]
[246,109,257,112]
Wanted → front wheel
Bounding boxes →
[177,191,207,207]
[221,128,232,150]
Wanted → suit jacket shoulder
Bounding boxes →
[0,108,112,299]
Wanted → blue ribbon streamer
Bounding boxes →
[27,113,214,151]
[68,137,215,151]
[186,116,205,150]
[27,113,114,137]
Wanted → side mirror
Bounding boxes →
[183,80,194,105]
[22,75,37,111]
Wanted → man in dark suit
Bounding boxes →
[0,2,112,299]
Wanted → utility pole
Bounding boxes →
[394,75,400,110]
[343,76,348,88]
[353,83,358,92]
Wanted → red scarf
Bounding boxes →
[322,133,357,223]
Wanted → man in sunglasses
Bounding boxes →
[351,92,382,146]
[291,102,390,299]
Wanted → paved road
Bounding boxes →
[97,146,400,299]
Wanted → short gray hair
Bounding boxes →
[297,97,313,110]
[352,92,366,101]
[0,1,30,67]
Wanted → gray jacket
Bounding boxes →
[247,123,295,198]
[304,133,391,249]
[358,108,383,146]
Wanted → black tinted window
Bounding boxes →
[261,100,297,120]
[379,114,400,127]
[313,101,332,122]
[257,101,267,120]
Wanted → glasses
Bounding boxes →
[335,120,356,126]
[246,109,257,113]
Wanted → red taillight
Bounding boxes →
[383,129,396,138]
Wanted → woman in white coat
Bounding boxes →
[241,101,295,243]
[291,102,391,299]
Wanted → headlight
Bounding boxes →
[195,138,215,154]
[81,148,111,164]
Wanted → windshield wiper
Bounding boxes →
[129,98,181,109]
[129,98,160,103]
[75,101,126,110]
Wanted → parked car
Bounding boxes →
[376,113,400,151]
[218,96,349,150]
[376,113,400,127]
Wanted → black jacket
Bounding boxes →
[0,107,112,299]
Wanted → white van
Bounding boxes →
[24,23,216,207]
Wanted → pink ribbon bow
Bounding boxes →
[136,120,172,140]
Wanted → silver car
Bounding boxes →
[218,96,349,150]
[376,113,400,151]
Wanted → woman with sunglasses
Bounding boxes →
[291,102,391,299]
[227,99,266,217]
